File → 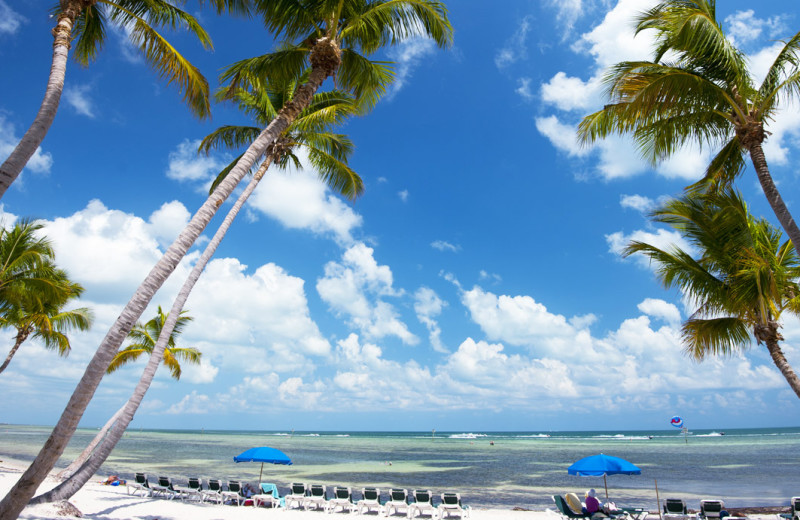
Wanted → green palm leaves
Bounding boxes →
[0,220,93,374]
[107,306,199,380]
[624,190,800,397]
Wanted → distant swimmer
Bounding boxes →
[490,441,495,445]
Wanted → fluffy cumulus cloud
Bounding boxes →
[249,154,363,244]
[317,242,418,345]
[166,139,228,183]
[606,227,693,269]
[0,116,53,175]
[414,287,447,353]
[620,194,655,213]
[725,10,786,45]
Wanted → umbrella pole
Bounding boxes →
[259,462,264,483]
[655,479,662,520]
[603,474,609,501]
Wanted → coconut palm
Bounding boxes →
[0,284,93,375]
[33,79,362,502]
[53,307,196,483]
[0,0,247,199]
[0,220,66,308]
[578,0,800,254]
[0,5,451,516]
[624,189,800,399]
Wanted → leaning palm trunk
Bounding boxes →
[0,82,318,518]
[0,6,77,199]
[748,143,800,257]
[55,408,122,481]
[34,159,272,503]
[763,338,800,400]
[0,329,30,375]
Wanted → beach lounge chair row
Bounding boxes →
[126,473,268,506]
[284,483,470,518]
[665,497,800,520]
[552,494,647,520]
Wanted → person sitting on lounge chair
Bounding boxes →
[102,475,126,486]
[583,489,602,515]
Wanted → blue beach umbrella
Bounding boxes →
[568,453,641,500]
[234,446,292,482]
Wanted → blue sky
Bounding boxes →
[1,0,800,432]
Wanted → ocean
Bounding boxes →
[1,425,798,510]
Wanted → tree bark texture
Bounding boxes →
[35,158,272,503]
[0,9,75,199]
[749,142,800,257]
[764,339,800,400]
[0,331,28,375]
[0,60,332,518]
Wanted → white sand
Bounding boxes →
[0,458,550,520]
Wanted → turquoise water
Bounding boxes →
[1,426,798,510]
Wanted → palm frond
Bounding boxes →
[71,3,107,66]
[336,50,394,110]
[219,47,310,98]
[198,126,263,156]
[682,316,750,360]
[341,0,452,53]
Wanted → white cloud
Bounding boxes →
[386,38,436,99]
[540,72,600,112]
[317,242,417,345]
[495,16,532,69]
[147,201,192,248]
[725,10,787,45]
[398,189,409,202]
[0,1,24,35]
[534,116,585,157]
[249,152,363,245]
[638,298,682,325]
[606,227,693,269]
[516,78,534,101]
[431,240,460,252]
[166,139,227,183]
[414,287,447,353]
[165,391,211,414]
[656,143,711,180]
[0,115,53,175]
[620,194,655,213]
[546,0,584,36]
[64,85,95,118]
[183,358,219,384]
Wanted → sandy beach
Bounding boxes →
[0,457,541,520]
[1,456,789,520]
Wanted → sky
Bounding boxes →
[1,0,800,433]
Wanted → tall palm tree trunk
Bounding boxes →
[749,142,800,256]
[34,159,272,503]
[0,4,81,199]
[55,408,122,481]
[764,339,800,399]
[0,42,335,518]
[0,329,29,375]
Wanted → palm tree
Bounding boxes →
[0,5,451,516]
[0,220,92,374]
[624,189,800,399]
[0,0,246,198]
[32,79,362,503]
[0,284,93,375]
[578,0,800,255]
[0,220,65,308]
[53,307,196,483]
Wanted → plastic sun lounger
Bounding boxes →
[326,486,356,514]
[221,480,244,506]
[385,488,411,517]
[553,495,591,520]
[409,489,437,520]
[176,477,203,501]
[285,482,308,510]
[699,500,725,519]
[151,476,179,499]
[780,498,800,520]
[254,482,283,508]
[438,492,470,519]
[304,484,329,511]
[126,473,151,497]
[202,479,223,504]
[357,487,383,515]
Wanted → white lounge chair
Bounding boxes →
[385,488,411,517]
[304,484,328,511]
[438,492,470,519]
[201,479,223,504]
[254,482,283,508]
[357,487,383,515]
[409,489,437,520]
[285,482,308,509]
[327,486,356,514]
[151,476,179,499]
[699,500,725,519]
[221,480,244,506]
[176,477,203,501]
[126,473,151,497]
